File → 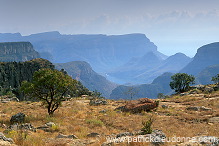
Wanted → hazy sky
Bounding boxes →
[0,0,219,57]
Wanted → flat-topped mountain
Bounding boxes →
[0,32,161,74]
[0,42,40,62]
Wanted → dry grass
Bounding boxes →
[0,91,218,146]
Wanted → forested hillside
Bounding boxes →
[0,58,54,99]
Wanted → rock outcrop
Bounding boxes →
[0,42,40,62]
[0,132,15,146]
[117,98,159,113]
[10,113,25,124]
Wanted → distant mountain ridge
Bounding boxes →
[2,32,219,100]
[110,72,173,99]
[0,32,161,74]
[108,52,191,84]
[0,42,40,62]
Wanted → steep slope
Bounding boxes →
[158,53,192,72]
[134,53,191,84]
[0,42,40,62]
[181,42,219,75]
[196,64,219,85]
[55,61,117,98]
[110,72,173,99]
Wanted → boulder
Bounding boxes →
[150,129,166,146]
[87,132,100,137]
[36,126,50,132]
[186,106,212,111]
[101,141,113,146]
[186,106,199,111]
[0,96,19,103]
[0,132,14,144]
[45,122,56,127]
[56,134,78,139]
[36,122,57,132]
[209,117,219,123]
[161,105,168,109]
[99,109,107,113]
[102,129,166,146]
[116,132,133,138]
[118,98,159,113]
[199,106,212,111]
[10,113,25,124]
[191,84,205,90]
[9,123,36,132]
[89,99,107,106]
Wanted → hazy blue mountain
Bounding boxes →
[55,61,117,98]
[110,72,173,99]
[196,64,219,85]
[158,53,192,72]
[107,51,163,84]
[0,33,23,41]
[0,42,40,62]
[0,32,161,74]
[107,52,191,84]
[180,42,219,75]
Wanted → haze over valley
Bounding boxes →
[1,1,219,146]
[0,32,219,99]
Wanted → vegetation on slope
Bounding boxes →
[0,58,54,99]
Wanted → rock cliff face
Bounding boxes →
[180,42,219,75]
[0,42,40,62]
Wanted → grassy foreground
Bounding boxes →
[0,91,218,146]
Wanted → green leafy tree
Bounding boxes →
[92,89,102,98]
[20,68,77,115]
[212,74,219,85]
[170,73,195,93]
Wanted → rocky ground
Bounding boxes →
[0,86,219,146]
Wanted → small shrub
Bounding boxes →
[51,124,59,132]
[85,119,104,127]
[141,117,154,134]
